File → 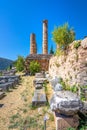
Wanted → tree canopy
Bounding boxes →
[52,23,75,49]
[29,61,41,75]
[14,56,25,72]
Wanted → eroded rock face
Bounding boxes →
[54,83,63,91]
[50,91,83,115]
[81,38,87,49]
[50,76,61,88]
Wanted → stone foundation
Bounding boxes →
[54,112,79,130]
[25,54,52,72]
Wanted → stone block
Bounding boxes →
[50,91,83,115]
[0,83,9,91]
[35,84,43,89]
[54,112,79,130]
[33,78,47,86]
[0,88,2,91]
[0,82,13,91]
[35,73,45,78]
[0,92,5,99]
[32,89,47,106]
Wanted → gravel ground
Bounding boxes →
[0,75,55,130]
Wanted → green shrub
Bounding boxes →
[29,61,41,75]
[52,23,75,50]
[70,85,78,93]
[0,72,2,76]
[74,41,81,49]
[14,56,25,72]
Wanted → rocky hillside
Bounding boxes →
[0,57,13,70]
[49,38,87,87]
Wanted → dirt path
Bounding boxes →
[0,76,55,130]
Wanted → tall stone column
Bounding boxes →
[30,33,37,54]
[42,20,48,54]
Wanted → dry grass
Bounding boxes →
[0,75,55,130]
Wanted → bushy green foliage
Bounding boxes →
[0,72,2,76]
[14,56,25,72]
[55,48,64,56]
[80,86,87,101]
[52,23,75,50]
[29,61,41,75]
[74,41,81,49]
[70,85,78,93]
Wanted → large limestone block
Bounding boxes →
[32,89,47,106]
[35,84,43,89]
[35,73,45,78]
[80,101,87,115]
[50,91,83,115]
[54,112,79,130]
[0,92,5,99]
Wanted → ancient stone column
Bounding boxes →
[30,33,37,54]
[42,20,48,54]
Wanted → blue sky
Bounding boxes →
[0,0,87,60]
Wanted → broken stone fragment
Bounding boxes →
[50,76,61,88]
[35,84,43,89]
[50,91,83,115]
[54,83,63,91]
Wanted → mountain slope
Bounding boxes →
[0,57,13,70]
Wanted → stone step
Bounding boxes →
[32,89,47,106]
[0,92,5,99]
[0,83,12,91]
[35,73,45,78]
[0,88,2,91]
[33,78,47,86]
[35,84,43,89]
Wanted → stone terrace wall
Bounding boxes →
[25,54,52,72]
[49,38,87,86]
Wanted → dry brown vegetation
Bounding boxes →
[0,75,55,130]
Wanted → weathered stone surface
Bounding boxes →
[0,88,2,91]
[80,101,87,115]
[35,72,45,78]
[0,83,9,91]
[33,78,47,86]
[0,79,6,84]
[32,89,47,106]
[81,37,87,49]
[54,112,79,130]
[0,82,14,91]
[50,77,61,88]
[49,38,87,87]
[35,84,43,89]
[50,91,83,115]
[54,83,63,91]
[0,92,5,99]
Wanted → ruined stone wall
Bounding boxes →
[25,54,52,72]
[49,38,87,86]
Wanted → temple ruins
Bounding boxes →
[25,20,52,72]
